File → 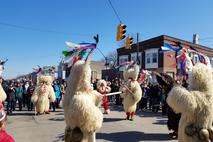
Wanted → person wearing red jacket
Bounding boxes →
[0,102,15,142]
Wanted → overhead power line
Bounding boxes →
[107,0,122,23]
[199,36,213,41]
[0,22,91,37]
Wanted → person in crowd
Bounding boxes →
[6,82,16,114]
[161,86,167,115]
[93,79,99,90]
[52,80,60,111]
[111,79,121,105]
[139,82,149,111]
[0,102,15,142]
[15,82,23,111]
[148,83,161,112]
[59,79,66,103]
[22,81,30,108]
[27,82,35,111]
[106,81,113,102]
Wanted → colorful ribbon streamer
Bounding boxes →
[62,41,96,67]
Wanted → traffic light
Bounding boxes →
[116,24,126,41]
[126,36,133,49]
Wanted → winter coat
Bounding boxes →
[15,87,23,98]
[53,85,60,98]
[6,87,16,101]
[0,130,15,142]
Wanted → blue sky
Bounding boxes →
[0,0,213,79]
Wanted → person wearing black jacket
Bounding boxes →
[26,82,35,111]
[6,82,16,114]
[111,79,120,105]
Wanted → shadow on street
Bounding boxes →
[103,117,125,123]
[97,131,174,142]
[8,112,35,116]
[53,132,64,142]
[152,119,167,125]
[49,117,64,121]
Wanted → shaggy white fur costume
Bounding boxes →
[0,66,6,102]
[120,63,142,120]
[167,63,213,142]
[96,79,111,114]
[31,76,55,114]
[63,60,103,142]
[0,79,6,102]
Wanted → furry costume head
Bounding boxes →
[0,59,8,77]
[96,79,111,94]
[38,75,52,86]
[97,79,107,89]
[123,63,139,81]
[35,76,53,94]
[67,60,91,93]
[37,75,52,94]
[187,63,213,92]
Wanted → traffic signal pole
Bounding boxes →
[137,33,140,64]
[94,34,109,70]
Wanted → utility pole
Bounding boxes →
[136,33,140,64]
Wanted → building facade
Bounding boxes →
[117,35,213,78]
[61,60,105,83]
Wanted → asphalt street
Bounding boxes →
[6,105,178,142]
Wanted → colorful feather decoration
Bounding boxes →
[62,50,76,57]
[62,41,96,67]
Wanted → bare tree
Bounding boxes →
[100,51,117,69]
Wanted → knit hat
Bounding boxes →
[0,102,6,122]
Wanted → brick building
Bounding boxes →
[117,35,213,78]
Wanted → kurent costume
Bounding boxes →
[31,76,55,114]
[0,61,7,102]
[167,63,213,142]
[0,79,6,102]
[120,63,142,121]
[63,60,103,142]
[96,79,111,114]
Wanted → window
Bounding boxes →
[131,52,142,63]
[152,53,157,63]
[119,56,128,65]
[194,54,198,64]
[119,55,129,71]
[131,54,137,61]
[211,58,213,67]
[145,48,158,69]
[146,53,151,63]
